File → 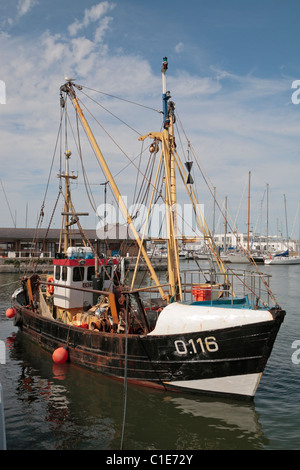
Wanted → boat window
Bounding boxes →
[73,266,84,282]
[104,265,112,280]
[87,266,95,281]
[55,266,60,280]
[62,266,67,281]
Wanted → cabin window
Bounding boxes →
[62,266,67,281]
[55,266,60,280]
[105,265,112,280]
[87,266,95,281]
[73,266,84,282]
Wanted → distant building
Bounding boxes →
[96,223,147,257]
[213,231,297,252]
[0,224,146,258]
[0,228,63,258]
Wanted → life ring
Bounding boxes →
[47,277,54,295]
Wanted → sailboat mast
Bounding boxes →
[224,195,227,252]
[266,183,269,253]
[284,193,289,249]
[247,170,251,252]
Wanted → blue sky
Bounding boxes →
[1,0,300,240]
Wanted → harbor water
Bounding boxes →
[0,262,300,450]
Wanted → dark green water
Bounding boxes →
[0,264,299,450]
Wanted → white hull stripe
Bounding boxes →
[166,373,263,397]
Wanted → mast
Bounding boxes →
[212,186,216,238]
[140,59,230,292]
[139,58,181,300]
[247,170,251,252]
[266,183,269,253]
[224,195,227,252]
[284,193,289,250]
[161,57,180,300]
[58,150,78,253]
[60,80,168,301]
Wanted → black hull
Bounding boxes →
[12,304,285,400]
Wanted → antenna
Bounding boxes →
[161,57,170,129]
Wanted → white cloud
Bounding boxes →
[175,42,184,54]
[17,0,38,18]
[68,1,115,37]
[94,15,113,43]
[0,3,298,234]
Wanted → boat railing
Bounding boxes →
[131,269,273,309]
[38,271,272,310]
[180,269,272,308]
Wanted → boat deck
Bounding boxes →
[191,296,251,308]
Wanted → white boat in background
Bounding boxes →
[265,250,300,265]
[265,195,300,265]
[221,252,250,264]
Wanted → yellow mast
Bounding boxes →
[139,127,181,300]
[61,81,168,302]
[161,57,181,300]
[137,58,181,300]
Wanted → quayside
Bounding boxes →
[10,58,285,400]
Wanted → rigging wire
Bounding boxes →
[79,88,141,136]
[75,88,165,195]
[26,108,65,264]
[81,85,162,115]
[234,175,248,229]
[62,84,276,305]
[69,93,167,219]
[175,109,277,305]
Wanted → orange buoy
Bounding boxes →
[52,347,68,364]
[5,307,16,319]
[47,277,54,295]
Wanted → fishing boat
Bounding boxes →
[10,58,285,400]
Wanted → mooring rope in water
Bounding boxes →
[0,280,20,289]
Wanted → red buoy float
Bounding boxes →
[52,347,68,364]
[47,277,54,295]
[5,307,16,319]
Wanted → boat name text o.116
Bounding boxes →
[175,337,219,355]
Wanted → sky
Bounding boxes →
[1,0,300,240]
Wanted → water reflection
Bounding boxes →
[3,331,268,450]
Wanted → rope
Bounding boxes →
[29,189,62,274]
[175,109,277,306]
[80,85,162,115]
[72,92,166,210]
[0,280,20,288]
[80,88,142,136]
